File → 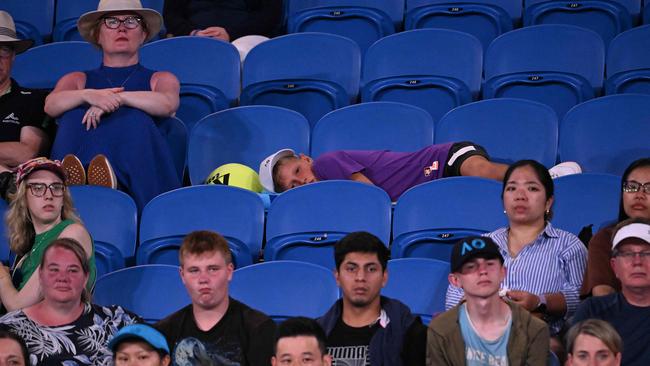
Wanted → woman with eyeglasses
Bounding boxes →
[44,0,180,213]
[581,158,650,297]
[0,157,94,312]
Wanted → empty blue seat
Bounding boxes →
[553,173,621,235]
[137,185,265,268]
[382,258,450,324]
[392,177,507,261]
[524,0,637,46]
[286,0,403,55]
[0,0,55,45]
[12,41,102,89]
[404,0,518,52]
[484,25,605,118]
[361,29,482,123]
[241,32,361,128]
[311,102,434,157]
[606,24,650,95]
[156,116,188,181]
[559,94,650,175]
[187,106,310,185]
[94,265,190,322]
[70,186,137,278]
[141,37,241,131]
[265,181,392,269]
[435,98,558,167]
[229,261,339,322]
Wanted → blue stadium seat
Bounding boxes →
[559,94,650,175]
[137,185,265,268]
[141,37,241,131]
[435,98,558,167]
[606,25,650,95]
[392,177,507,261]
[0,200,10,266]
[156,116,188,181]
[404,0,518,52]
[484,24,605,118]
[0,0,55,45]
[94,265,190,322]
[70,186,137,278]
[187,106,310,185]
[645,1,650,23]
[53,0,165,42]
[523,0,636,46]
[311,102,434,157]
[553,173,621,235]
[286,0,403,55]
[382,258,450,324]
[265,181,392,269]
[12,41,102,89]
[361,29,482,123]
[229,261,339,322]
[241,32,361,128]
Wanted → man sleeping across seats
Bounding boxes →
[259,142,580,201]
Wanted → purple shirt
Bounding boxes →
[312,143,454,201]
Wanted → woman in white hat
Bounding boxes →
[44,0,181,213]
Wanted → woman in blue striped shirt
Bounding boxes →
[446,160,587,338]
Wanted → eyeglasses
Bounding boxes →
[614,250,650,261]
[27,183,65,197]
[102,16,143,30]
[0,46,14,58]
[623,181,650,194]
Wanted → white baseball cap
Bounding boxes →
[612,222,650,250]
[259,149,296,193]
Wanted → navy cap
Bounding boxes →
[450,236,504,273]
[108,324,169,354]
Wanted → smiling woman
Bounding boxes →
[0,157,94,313]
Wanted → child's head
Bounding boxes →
[260,149,318,193]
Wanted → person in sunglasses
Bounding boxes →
[0,157,94,313]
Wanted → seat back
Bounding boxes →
[141,37,241,131]
[230,261,339,321]
[138,185,265,267]
[311,102,434,157]
[13,41,102,89]
[606,25,650,95]
[187,106,310,185]
[0,0,55,43]
[553,174,621,235]
[94,265,190,322]
[383,258,450,324]
[265,181,392,268]
[392,177,507,261]
[435,98,558,167]
[70,186,137,277]
[559,94,650,175]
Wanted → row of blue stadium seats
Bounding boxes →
[93,258,449,324]
[3,0,650,52]
[0,174,622,279]
[12,25,650,130]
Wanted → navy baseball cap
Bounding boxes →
[108,324,169,354]
[450,236,504,273]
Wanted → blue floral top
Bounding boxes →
[0,303,141,366]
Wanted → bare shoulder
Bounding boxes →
[150,71,180,90]
[54,71,87,91]
[59,222,93,255]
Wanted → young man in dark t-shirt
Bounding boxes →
[155,231,276,366]
[317,232,426,366]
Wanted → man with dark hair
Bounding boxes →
[272,317,332,366]
[317,231,426,365]
[572,218,650,366]
[156,230,276,366]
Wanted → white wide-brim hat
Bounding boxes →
[0,11,34,54]
[77,0,162,46]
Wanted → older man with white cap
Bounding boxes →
[572,217,650,366]
[0,11,51,198]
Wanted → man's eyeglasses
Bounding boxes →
[102,16,143,30]
[0,46,14,58]
[623,181,650,194]
[27,183,65,197]
[614,250,650,261]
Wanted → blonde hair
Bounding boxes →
[566,319,623,355]
[6,180,80,256]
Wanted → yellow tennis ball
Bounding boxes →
[205,163,263,193]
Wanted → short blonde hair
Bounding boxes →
[566,319,623,355]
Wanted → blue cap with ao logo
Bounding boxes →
[450,236,504,273]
